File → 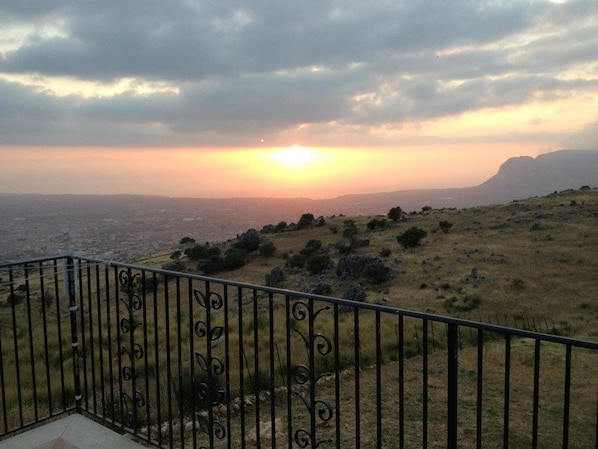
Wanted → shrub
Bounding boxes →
[259,241,276,257]
[297,213,315,230]
[397,227,427,248]
[223,248,246,270]
[342,219,359,239]
[265,267,285,287]
[170,250,182,260]
[343,282,366,303]
[275,221,287,232]
[233,229,260,252]
[367,217,388,230]
[387,206,404,222]
[306,253,332,275]
[444,295,482,313]
[179,236,196,245]
[336,254,391,284]
[185,244,220,261]
[199,255,225,274]
[301,239,323,257]
[380,248,392,258]
[287,253,307,269]
[162,259,187,272]
[439,220,453,234]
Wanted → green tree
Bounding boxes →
[179,236,196,245]
[387,206,404,222]
[223,248,246,270]
[234,229,261,252]
[397,227,427,248]
[170,250,182,260]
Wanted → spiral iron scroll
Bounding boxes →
[193,288,226,447]
[118,270,145,429]
[292,301,334,448]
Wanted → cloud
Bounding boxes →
[0,0,597,147]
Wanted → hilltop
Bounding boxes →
[142,187,598,340]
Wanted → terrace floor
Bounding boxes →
[0,414,147,449]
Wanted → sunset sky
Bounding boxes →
[1,0,597,199]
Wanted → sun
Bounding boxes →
[272,145,318,167]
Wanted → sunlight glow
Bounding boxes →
[272,146,319,167]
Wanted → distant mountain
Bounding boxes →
[323,149,598,214]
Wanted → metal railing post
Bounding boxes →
[447,323,458,449]
[66,256,82,413]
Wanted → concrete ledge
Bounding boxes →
[0,414,147,449]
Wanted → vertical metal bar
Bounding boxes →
[447,323,458,449]
[398,315,405,449]
[503,334,511,449]
[164,273,174,448]
[308,299,316,449]
[175,277,184,445]
[95,264,105,419]
[563,344,572,449]
[354,306,361,449]
[142,271,150,441]
[253,289,261,449]
[86,263,96,415]
[53,260,67,412]
[187,278,196,449]
[115,267,124,428]
[334,303,341,449]
[39,263,53,415]
[0,315,8,431]
[106,265,115,423]
[423,319,428,449]
[285,295,293,449]
[24,264,39,421]
[532,339,541,449]
[78,262,88,412]
[238,286,247,449]
[476,329,483,449]
[268,292,276,445]
[66,257,82,413]
[223,284,232,449]
[152,272,162,445]
[376,311,382,448]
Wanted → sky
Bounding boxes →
[1,0,598,199]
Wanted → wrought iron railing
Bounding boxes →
[0,255,597,448]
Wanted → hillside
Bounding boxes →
[143,187,598,340]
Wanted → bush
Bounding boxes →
[336,254,391,284]
[179,236,196,245]
[439,220,453,234]
[397,227,427,248]
[342,219,359,239]
[199,255,225,274]
[234,229,260,252]
[306,253,332,275]
[387,206,404,222]
[162,259,187,272]
[185,244,220,261]
[265,267,285,287]
[275,221,287,232]
[300,239,322,257]
[223,248,246,270]
[297,213,315,230]
[367,217,388,230]
[259,241,276,257]
[287,253,307,269]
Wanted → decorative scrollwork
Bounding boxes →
[193,286,227,446]
[117,268,145,431]
[291,300,335,447]
[195,351,225,376]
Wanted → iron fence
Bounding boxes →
[0,255,597,448]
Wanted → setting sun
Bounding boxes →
[272,146,319,167]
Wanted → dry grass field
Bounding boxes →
[144,187,598,341]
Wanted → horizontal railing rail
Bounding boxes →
[0,256,597,448]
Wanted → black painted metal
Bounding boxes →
[0,256,597,448]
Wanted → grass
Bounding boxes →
[1,188,598,447]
